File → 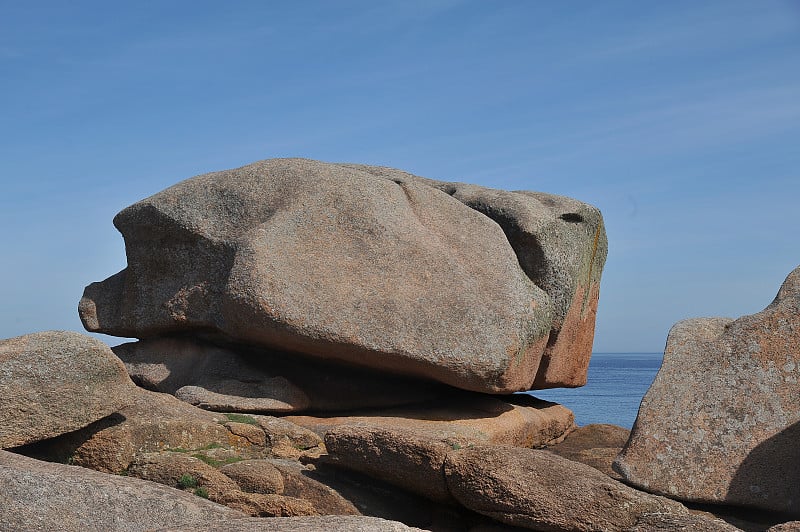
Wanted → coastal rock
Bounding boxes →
[345,164,608,388]
[220,459,285,494]
[614,265,800,513]
[20,388,237,473]
[546,423,629,479]
[0,330,136,449]
[443,445,736,531]
[267,459,361,515]
[80,158,607,393]
[127,451,241,502]
[115,337,445,413]
[286,394,574,447]
[0,450,245,531]
[155,516,425,531]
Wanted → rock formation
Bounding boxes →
[79,158,607,394]
[615,265,800,514]
[0,331,137,449]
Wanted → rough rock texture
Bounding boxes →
[0,450,245,531]
[324,426,457,503]
[116,337,445,412]
[155,516,425,531]
[220,459,285,494]
[444,445,737,531]
[16,388,240,473]
[546,423,629,479]
[80,158,607,393]
[286,394,574,448]
[127,451,241,501]
[0,330,137,449]
[614,265,800,514]
[268,459,361,515]
[344,164,608,389]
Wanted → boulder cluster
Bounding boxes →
[1,158,797,531]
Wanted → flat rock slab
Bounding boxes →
[615,265,800,514]
[115,337,448,413]
[0,330,137,449]
[80,158,607,393]
[0,450,244,531]
[286,394,574,448]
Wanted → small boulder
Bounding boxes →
[614,265,800,513]
[220,459,285,494]
[546,423,629,479]
[127,451,240,502]
[0,331,136,449]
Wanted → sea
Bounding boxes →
[525,352,664,429]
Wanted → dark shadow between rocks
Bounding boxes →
[9,413,127,465]
[728,420,800,516]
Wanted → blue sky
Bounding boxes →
[1,1,798,352]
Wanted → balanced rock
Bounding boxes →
[0,331,136,449]
[615,265,800,513]
[80,158,606,393]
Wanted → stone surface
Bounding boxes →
[344,164,608,389]
[269,459,361,515]
[0,330,137,449]
[116,337,445,412]
[155,516,425,531]
[80,158,607,393]
[614,265,800,514]
[0,449,245,531]
[324,425,456,503]
[546,423,629,479]
[16,388,239,474]
[220,459,284,494]
[127,451,241,502]
[286,393,574,448]
[444,444,736,531]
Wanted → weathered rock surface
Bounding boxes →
[546,423,629,479]
[155,515,425,531]
[15,388,241,473]
[444,445,738,531]
[614,265,800,514]
[0,330,137,449]
[0,450,245,531]
[116,337,446,412]
[220,459,285,494]
[287,394,574,447]
[80,158,607,393]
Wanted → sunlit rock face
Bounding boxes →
[79,158,606,394]
[615,265,800,514]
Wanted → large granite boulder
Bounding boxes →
[444,445,738,531]
[0,450,245,531]
[615,265,800,514]
[115,337,447,413]
[80,158,606,393]
[0,331,136,449]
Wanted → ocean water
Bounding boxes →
[526,352,663,429]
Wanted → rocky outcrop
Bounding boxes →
[287,394,574,447]
[115,337,447,413]
[155,516,425,531]
[615,265,800,514]
[443,445,738,531]
[546,423,629,479]
[0,331,136,449]
[0,450,245,531]
[80,158,607,393]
